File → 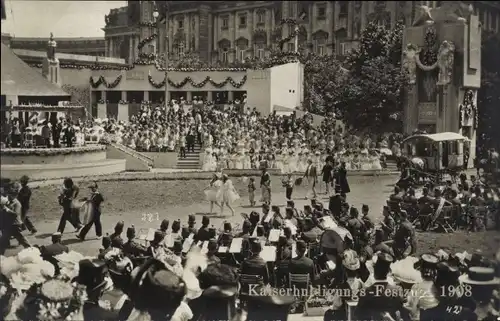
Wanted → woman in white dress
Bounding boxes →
[243,152,252,169]
[298,153,308,173]
[204,174,222,214]
[275,151,284,173]
[289,151,298,173]
[217,174,240,216]
[370,151,383,170]
[202,149,213,171]
[235,152,244,170]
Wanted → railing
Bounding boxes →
[109,141,153,167]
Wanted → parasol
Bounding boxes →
[319,230,345,254]
[411,157,425,168]
[379,148,393,156]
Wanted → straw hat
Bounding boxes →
[391,256,422,284]
[459,267,500,285]
[342,250,360,271]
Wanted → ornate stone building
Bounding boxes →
[103,1,500,64]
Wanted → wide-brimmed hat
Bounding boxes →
[74,259,107,287]
[391,256,422,284]
[459,267,500,285]
[342,250,360,271]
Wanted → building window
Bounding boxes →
[239,14,247,28]
[339,2,348,16]
[221,48,228,62]
[339,42,347,56]
[317,5,326,19]
[257,10,265,24]
[287,43,295,52]
[236,38,248,61]
[238,48,246,61]
[178,42,185,56]
[221,15,229,29]
[254,36,266,60]
[177,19,184,29]
[313,34,327,55]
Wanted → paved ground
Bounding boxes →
[5,173,499,258]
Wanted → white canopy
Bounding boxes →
[403,132,469,144]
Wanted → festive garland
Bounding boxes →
[138,52,157,60]
[28,62,247,72]
[166,75,247,89]
[278,19,300,48]
[1,145,106,156]
[89,75,123,89]
[420,27,438,67]
[138,34,158,51]
[148,74,166,88]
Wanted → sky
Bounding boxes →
[1,0,126,38]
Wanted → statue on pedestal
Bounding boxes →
[402,43,419,85]
[437,40,455,85]
[47,32,57,62]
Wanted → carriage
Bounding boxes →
[402,132,470,183]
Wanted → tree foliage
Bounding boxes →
[478,31,500,150]
[338,21,407,131]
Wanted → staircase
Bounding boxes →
[176,144,202,169]
[385,159,399,172]
[109,142,154,168]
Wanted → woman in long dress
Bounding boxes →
[204,174,222,214]
[202,149,213,172]
[217,174,240,216]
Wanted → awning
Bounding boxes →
[403,132,469,144]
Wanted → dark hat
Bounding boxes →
[160,219,170,231]
[153,230,165,243]
[126,225,136,238]
[207,239,218,252]
[250,239,262,253]
[349,207,359,216]
[459,267,500,285]
[75,259,107,287]
[286,200,295,207]
[271,205,280,212]
[375,252,394,265]
[115,221,125,231]
[278,235,287,246]
[262,203,270,210]
[172,219,181,231]
[414,254,439,270]
[208,227,216,239]
[436,261,460,282]
[202,216,210,225]
[285,207,294,215]
[188,214,196,223]
[304,205,312,211]
[243,219,252,229]
[362,204,369,211]
[20,175,29,183]
[102,235,111,247]
[283,227,292,237]
[296,240,307,252]
[181,226,190,239]
[223,221,232,232]
[249,211,260,224]
[51,232,62,242]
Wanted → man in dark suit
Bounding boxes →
[122,226,147,257]
[389,186,403,202]
[240,239,270,285]
[392,210,417,259]
[418,187,435,205]
[195,216,211,242]
[110,221,124,249]
[303,159,318,199]
[289,240,315,285]
[356,253,406,321]
[380,206,395,241]
[40,232,69,257]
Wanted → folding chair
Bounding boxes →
[289,273,310,312]
[436,206,456,233]
[239,274,263,307]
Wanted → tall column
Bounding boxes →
[228,91,234,102]
[186,91,193,102]
[109,37,114,57]
[207,91,213,102]
[121,91,127,101]
[102,90,107,102]
[144,91,150,102]
[105,38,109,57]
[129,37,133,64]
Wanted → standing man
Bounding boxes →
[57,178,82,234]
[334,161,350,198]
[0,184,31,254]
[392,210,417,259]
[77,182,104,241]
[260,167,271,205]
[64,122,75,147]
[303,159,317,199]
[51,117,62,148]
[18,175,37,234]
[41,121,51,148]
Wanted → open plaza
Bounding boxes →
[1,1,499,321]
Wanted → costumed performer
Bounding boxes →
[204,174,222,215]
[216,174,240,217]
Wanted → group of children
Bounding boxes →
[245,173,296,208]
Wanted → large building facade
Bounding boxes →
[104,1,500,64]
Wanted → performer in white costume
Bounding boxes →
[216,174,240,216]
[204,174,222,214]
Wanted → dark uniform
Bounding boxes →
[122,227,147,257]
[393,219,416,259]
[109,232,124,249]
[241,254,270,284]
[289,254,315,284]
[40,242,69,257]
[18,182,36,233]
[381,215,395,240]
[196,216,211,242]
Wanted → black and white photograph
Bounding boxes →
[0,1,499,320]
